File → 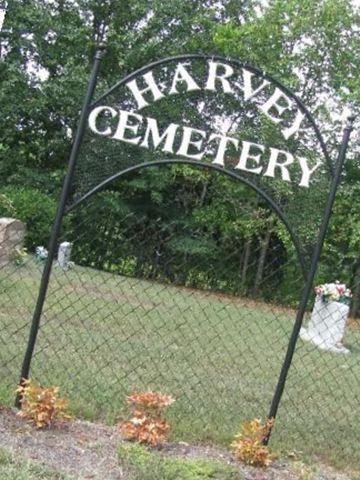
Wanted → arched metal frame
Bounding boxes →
[70,52,337,278]
[91,53,334,176]
[16,47,355,446]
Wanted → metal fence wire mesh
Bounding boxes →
[273,284,360,461]
[20,170,306,429]
[1,166,359,466]
[0,220,43,401]
[0,55,359,470]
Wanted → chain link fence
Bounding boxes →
[1,56,359,473]
[1,166,359,469]
[272,276,360,463]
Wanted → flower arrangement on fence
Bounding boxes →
[35,246,48,261]
[314,281,352,305]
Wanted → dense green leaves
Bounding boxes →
[0,186,57,248]
[0,0,359,312]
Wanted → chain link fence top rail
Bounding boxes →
[0,56,359,470]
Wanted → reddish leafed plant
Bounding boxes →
[16,378,71,428]
[119,391,175,447]
[231,418,275,467]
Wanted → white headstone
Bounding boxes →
[300,297,350,354]
[57,241,72,270]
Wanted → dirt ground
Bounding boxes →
[0,407,353,480]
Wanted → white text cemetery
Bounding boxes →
[88,61,322,188]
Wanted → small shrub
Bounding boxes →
[231,418,274,467]
[120,391,175,447]
[0,186,57,250]
[16,379,71,428]
[0,193,16,216]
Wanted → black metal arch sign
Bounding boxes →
[18,50,354,443]
[69,54,338,274]
[89,59,319,188]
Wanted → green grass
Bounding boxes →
[0,448,74,480]
[118,443,243,480]
[1,257,359,473]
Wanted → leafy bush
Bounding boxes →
[16,379,71,428]
[120,391,175,447]
[0,186,57,250]
[0,193,16,216]
[231,418,274,467]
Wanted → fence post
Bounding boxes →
[15,45,106,407]
[264,114,355,444]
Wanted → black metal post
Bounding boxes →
[15,45,106,407]
[264,115,355,444]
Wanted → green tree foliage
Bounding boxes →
[213,0,360,312]
[0,0,359,312]
[0,186,57,248]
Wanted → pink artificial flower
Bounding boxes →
[315,286,324,296]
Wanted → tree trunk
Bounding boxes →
[253,226,272,296]
[199,181,209,207]
[241,239,252,290]
[351,263,360,318]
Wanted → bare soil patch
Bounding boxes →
[0,408,353,480]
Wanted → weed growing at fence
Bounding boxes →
[16,379,71,428]
[120,391,175,446]
[231,418,274,467]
